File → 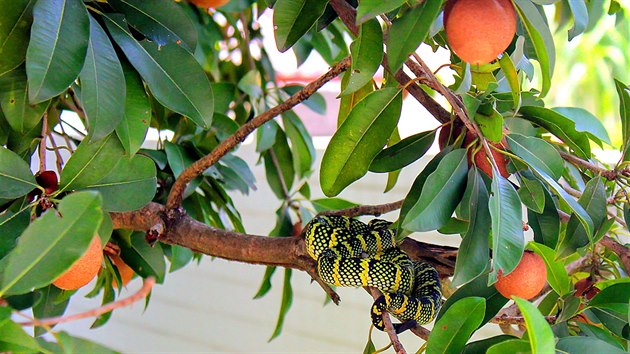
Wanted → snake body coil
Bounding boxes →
[305,215,442,332]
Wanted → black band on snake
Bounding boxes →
[304,215,443,332]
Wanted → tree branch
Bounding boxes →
[559,151,619,181]
[600,236,630,275]
[320,199,404,217]
[368,287,407,354]
[166,57,351,209]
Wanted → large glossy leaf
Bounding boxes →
[438,273,508,326]
[452,169,491,286]
[0,67,49,132]
[337,71,373,126]
[386,0,444,73]
[553,107,610,146]
[273,0,328,52]
[342,19,382,96]
[355,0,406,24]
[32,285,69,335]
[369,130,435,173]
[589,283,630,313]
[0,307,42,353]
[26,0,89,103]
[269,268,293,341]
[615,80,630,160]
[0,209,30,259]
[104,14,213,128]
[518,176,545,214]
[556,337,624,354]
[462,335,518,354]
[557,176,606,257]
[0,0,36,77]
[528,186,560,248]
[108,0,197,52]
[320,88,402,196]
[488,173,524,284]
[426,297,486,354]
[513,297,555,353]
[119,231,165,283]
[0,192,103,296]
[486,339,532,354]
[507,134,564,180]
[115,61,151,156]
[403,149,468,232]
[0,146,37,199]
[80,15,126,141]
[518,106,590,159]
[513,0,555,97]
[498,53,521,110]
[527,242,570,296]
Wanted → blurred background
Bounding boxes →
[30,3,630,353]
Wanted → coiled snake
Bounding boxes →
[304,215,442,332]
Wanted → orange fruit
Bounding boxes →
[111,255,135,287]
[444,0,517,64]
[53,236,103,290]
[188,0,230,8]
[464,132,510,178]
[495,251,547,300]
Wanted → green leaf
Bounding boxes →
[282,111,315,178]
[474,104,504,143]
[527,242,571,296]
[0,208,30,259]
[268,268,293,341]
[556,337,624,354]
[80,15,126,141]
[518,176,545,214]
[513,297,555,353]
[578,322,626,350]
[553,107,610,146]
[403,149,468,232]
[0,67,50,132]
[437,273,509,326]
[108,0,197,51]
[0,307,42,353]
[320,88,402,196]
[26,0,89,103]
[486,339,532,354]
[507,133,564,180]
[426,297,485,354]
[589,283,630,313]
[362,334,376,354]
[281,85,326,115]
[168,245,193,272]
[119,232,165,283]
[452,169,490,287]
[386,0,444,73]
[614,80,630,160]
[311,197,357,213]
[60,135,124,191]
[528,185,559,248]
[104,14,213,128]
[0,192,103,296]
[273,0,328,52]
[557,176,606,257]
[369,130,436,173]
[253,266,276,299]
[0,146,38,199]
[513,0,555,97]
[32,285,69,336]
[0,0,36,76]
[342,19,383,96]
[40,331,119,353]
[498,53,521,110]
[462,335,518,354]
[338,71,374,126]
[518,106,590,159]
[263,129,294,199]
[488,173,524,284]
[115,61,151,155]
[566,0,589,41]
[356,0,406,24]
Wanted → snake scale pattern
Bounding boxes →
[304,215,443,332]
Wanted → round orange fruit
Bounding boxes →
[444,0,517,64]
[495,251,547,300]
[111,255,135,287]
[464,132,510,178]
[53,236,103,290]
[188,0,230,8]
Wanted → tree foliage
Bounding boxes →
[0,0,630,352]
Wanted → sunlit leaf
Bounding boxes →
[0,0,36,76]
[513,297,555,353]
[342,19,383,96]
[527,242,571,296]
[426,297,485,354]
[273,0,328,52]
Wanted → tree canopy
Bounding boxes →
[0,0,630,353]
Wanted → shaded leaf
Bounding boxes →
[0,307,42,353]
[369,130,435,173]
[26,0,89,103]
[0,146,38,199]
[0,0,36,76]
[115,61,151,155]
[273,0,328,52]
[119,232,165,283]
[426,297,485,354]
[462,335,518,354]
[0,67,49,132]
[356,0,406,24]
[507,133,564,180]
[615,80,630,160]
[518,176,545,214]
[282,111,315,178]
[263,129,294,199]
[556,337,624,354]
[486,339,532,354]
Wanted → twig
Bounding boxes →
[491,314,557,325]
[166,56,351,209]
[600,236,630,275]
[368,287,407,354]
[305,267,340,305]
[320,200,404,218]
[410,324,431,341]
[559,151,618,181]
[39,112,48,172]
[48,132,64,172]
[19,277,156,327]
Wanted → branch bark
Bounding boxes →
[600,236,630,275]
[166,57,351,209]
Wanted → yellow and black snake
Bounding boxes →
[304,215,442,332]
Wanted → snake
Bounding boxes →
[304,215,443,332]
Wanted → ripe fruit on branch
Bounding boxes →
[111,255,135,287]
[444,0,517,64]
[36,170,59,195]
[464,132,510,178]
[495,251,547,300]
[188,0,230,8]
[53,236,103,290]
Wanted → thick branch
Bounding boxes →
[320,199,403,217]
[368,287,407,354]
[559,151,619,180]
[166,57,351,209]
[600,236,630,275]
